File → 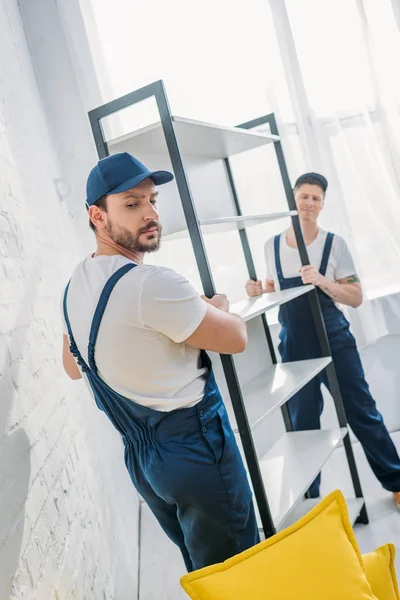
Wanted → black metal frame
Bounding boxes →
[237,113,368,524]
[88,80,367,535]
[224,158,294,433]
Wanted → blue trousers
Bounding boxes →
[286,330,400,497]
[123,370,259,571]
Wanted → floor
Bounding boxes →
[138,431,400,599]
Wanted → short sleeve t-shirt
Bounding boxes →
[63,255,208,411]
[264,228,357,291]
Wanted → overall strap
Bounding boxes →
[274,234,284,281]
[63,281,90,373]
[88,263,137,372]
[320,232,334,276]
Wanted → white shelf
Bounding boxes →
[200,211,297,232]
[108,115,279,159]
[278,497,364,531]
[254,428,347,529]
[227,358,332,432]
[164,210,297,240]
[231,285,314,322]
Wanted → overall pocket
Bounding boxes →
[200,406,227,466]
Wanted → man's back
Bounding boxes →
[64,254,207,410]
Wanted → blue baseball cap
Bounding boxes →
[86,152,174,207]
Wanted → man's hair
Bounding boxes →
[294,172,328,196]
[89,195,107,232]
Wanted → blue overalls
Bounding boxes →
[275,232,400,498]
[63,263,259,571]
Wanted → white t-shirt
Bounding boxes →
[265,228,357,291]
[63,255,208,411]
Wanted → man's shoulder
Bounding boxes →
[328,232,348,252]
[119,264,190,297]
[265,231,284,252]
[319,228,343,241]
[67,257,153,296]
[68,257,187,297]
[135,264,184,282]
[71,256,176,278]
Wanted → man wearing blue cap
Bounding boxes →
[62,152,259,572]
[246,172,400,507]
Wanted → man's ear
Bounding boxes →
[89,205,107,230]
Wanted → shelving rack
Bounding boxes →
[88,79,368,539]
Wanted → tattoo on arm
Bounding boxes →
[345,275,360,284]
[321,284,338,300]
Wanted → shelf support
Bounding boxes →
[224,158,278,367]
[232,122,293,433]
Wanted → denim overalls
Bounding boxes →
[275,232,400,497]
[63,263,259,571]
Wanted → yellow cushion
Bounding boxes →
[181,490,376,600]
[363,544,399,600]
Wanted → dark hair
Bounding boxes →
[88,195,107,232]
[294,172,328,195]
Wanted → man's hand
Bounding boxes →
[299,266,322,287]
[201,293,230,312]
[245,280,263,297]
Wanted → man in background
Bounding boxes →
[246,172,400,506]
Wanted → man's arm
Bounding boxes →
[300,267,363,308]
[185,294,247,354]
[140,269,248,355]
[322,274,363,307]
[62,334,82,380]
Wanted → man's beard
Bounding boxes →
[107,219,162,253]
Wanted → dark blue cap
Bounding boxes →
[295,172,328,193]
[86,152,174,207]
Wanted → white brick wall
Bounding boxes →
[0,0,140,598]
